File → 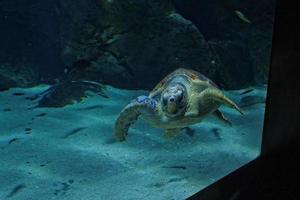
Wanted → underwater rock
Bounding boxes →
[207,39,254,89]
[0,64,38,91]
[32,80,108,108]
[60,0,214,90]
[0,0,65,81]
[110,12,214,89]
[173,0,275,41]
[173,0,275,88]
[57,0,274,90]
[0,0,274,91]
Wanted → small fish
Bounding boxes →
[25,95,39,101]
[212,128,222,140]
[3,108,12,112]
[71,80,102,86]
[6,184,26,198]
[240,88,254,95]
[8,138,18,145]
[234,10,252,24]
[167,177,184,183]
[13,92,25,96]
[24,128,32,132]
[77,105,103,111]
[36,113,47,117]
[63,127,87,138]
[162,165,186,170]
[64,68,68,74]
[239,95,265,108]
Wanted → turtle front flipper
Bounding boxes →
[185,88,244,117]
[203,88,244,115]
[115,95,157,141]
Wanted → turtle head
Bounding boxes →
[161,83,187,117]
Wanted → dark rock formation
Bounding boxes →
[60,0,215,90]
[0,64,38,91]
[173,0,276,88]
[0,0,65,80]
[30,80,107,108]
[0,0,275,91]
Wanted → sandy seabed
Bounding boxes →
[0,85,266,200]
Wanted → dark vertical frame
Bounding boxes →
[261,0,300,155]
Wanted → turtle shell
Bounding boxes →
[149,68,218,98]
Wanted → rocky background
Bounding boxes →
[0,0,275,91]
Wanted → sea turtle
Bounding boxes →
[115,68,244,141]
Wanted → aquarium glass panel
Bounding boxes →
[0,0,276,199]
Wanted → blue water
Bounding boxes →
[0,0,274,199]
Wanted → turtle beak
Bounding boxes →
[167,98,177,114]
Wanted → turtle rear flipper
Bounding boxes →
[115,96,157,141]
[164,128,182,138]
[212,109,232,126]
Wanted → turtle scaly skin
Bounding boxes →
[115,96,158,141]
[115,68,243,141]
